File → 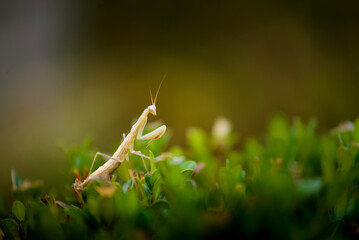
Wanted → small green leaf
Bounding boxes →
[64,206,83,218]
[0,219,19,240]
[337,147,354,172]
[142,184,151,202]
[122,179,134,193]
[151,200,169,210]
[186,128,212,161]
[12,200,25,221]
[150,170,163,201]
[150,170,162,187]
[149,150,157,174]
[354,119,359,142]
[0,194,6,217]
[296,178,323,197]
[179,161,197,177]
[268,115,290,141]
[218,168,235,195]
[245,138,265,160]
[135,177,147,200]
[145,174,152,190]
[181,169,194,178]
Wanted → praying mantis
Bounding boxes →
[73,80,167,191]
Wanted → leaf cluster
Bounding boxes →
[1,116,359,239]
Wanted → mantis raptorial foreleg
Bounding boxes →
[131,124,167,171]
[137,124,167,141]
[130,124,167,158]
[128,111,166,157]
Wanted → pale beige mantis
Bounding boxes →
[73,81,167,191]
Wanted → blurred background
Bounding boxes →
[0,0,358,199]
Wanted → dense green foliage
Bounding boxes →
[1,116,359,239]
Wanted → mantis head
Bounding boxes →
[148,105,157,116]
[148,75,165,116]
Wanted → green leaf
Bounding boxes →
[0,194,6,217]
[337,147,354,172]
[64,206,83,218]
[151,170,163,202]
[354,119,359,142]
[151,200,169,210]
[149,150,156,174]
[179,161,197,177]
[0,218,20,240]
[135,177,147,200]
[268,115,290,141]
[117,191,139,216]
[187,127,212,162]
[244,138,265,161]
[179,160,196,172]
[12,200,25,222]
[152,180,162,202]
[218,168,235,194]
[122,179,134,193]
[296,178,323,198]
[321,137,337,183]
[150,170,162,187]
[145,174,152,190]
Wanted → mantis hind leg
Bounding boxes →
[131,150,149,172]
[89,152,123,175]
[131,150,150,172]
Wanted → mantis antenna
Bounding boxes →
[149,74,166,105]
[149,87,154,105]
[154,74,166,105]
